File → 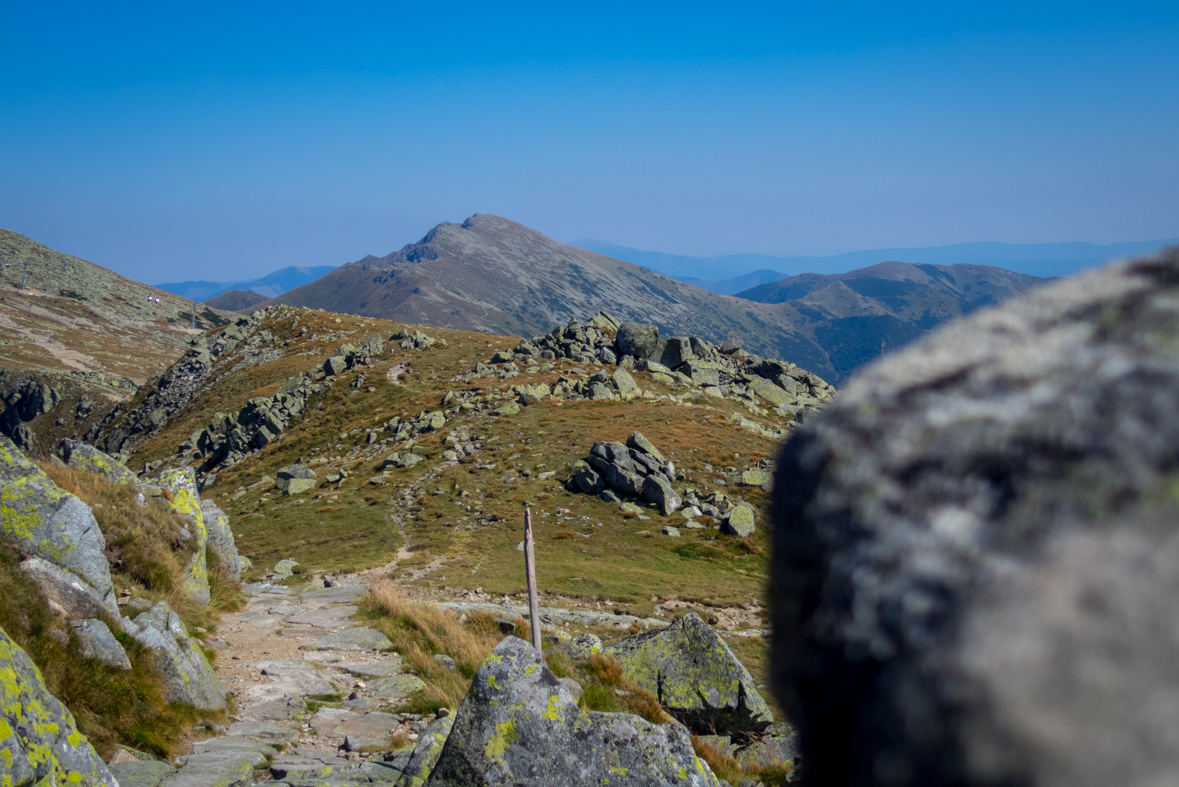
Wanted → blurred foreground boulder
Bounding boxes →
[771,248,1179,787]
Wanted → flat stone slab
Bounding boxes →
[226,720,300,744]
[168,748,258,787]
[287,605,358,628]
[329,659,405,678]
[310,708,402,740]
[108,760,175,787]
[300,627,393,652]
[243,583,297,596]
[269,755,335,780]
[301,586,368,603]
[367,674,427,702]
[241,694,307,722]
[193,737,278,761]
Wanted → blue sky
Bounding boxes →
[2,2,1177,282]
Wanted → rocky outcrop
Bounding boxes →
[125,600,226,710]
[158,467,211,605]
[93,311,284,456]
[571,432,680,510]
[607,612,773,734]
[0,624,118,786]
[0,376,62,450]
[61,439,138,484]
[201,499,243,581]
[770,249,1179,787]
[429,636,722,786]
[0,435,118,614]
[490,312,835,417]
[276,464,316,495]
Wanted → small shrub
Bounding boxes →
[552,530,575,540]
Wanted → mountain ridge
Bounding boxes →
[571,237,1179,285]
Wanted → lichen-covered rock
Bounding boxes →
[62,440,139,485]
[0,624,118,786]
[721,505,755,537]
[429,636,721,786]
[770,249,1179,787]
[276,464,316,495]
[397,713,454,787]
[20,556,116,620]
[616,322,660,360]
[607,612,772,734]
[157,467,211,605]
[642,474,682,515]
[201,499,243,581]
[612,367,640,399]
[129,601,226,710]
[626,431,665,463]
[0,435,118,613]
[494,400,521,417]
[570,461,604,496]
[70,618,132,670]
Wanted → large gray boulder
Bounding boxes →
[607,612,772,735]
[129,601,226,710]
[0,435,118,613]
[157,467,211,605]
[201,499,243,581]
[0,624,118,786]
[21,557,116,620]
[616,321,660,360]
[770,248,1179,787]
[429,636,722,786]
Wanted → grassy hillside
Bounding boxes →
[118,306,800,659]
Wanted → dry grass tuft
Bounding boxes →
[691,735,792,786]
[361,580,502,712]
[552,530,575,540]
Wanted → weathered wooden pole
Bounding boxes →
[523,506,543,654]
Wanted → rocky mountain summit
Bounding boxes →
[259,214,839,381]
[771,246,1179,786]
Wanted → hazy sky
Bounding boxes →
[2,2,1177,282]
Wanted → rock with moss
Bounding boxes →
[127,600,226,710]
[607,612,772,734]
[61,439,139,485]
[201,499,243,581]
[0,434,118,614]
[157,467,211,605]
[429,636,722,786]
[0,623,118,786]
[721,505,755,537]
[397,713,455,786]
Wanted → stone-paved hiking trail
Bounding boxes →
[111,566,435,787]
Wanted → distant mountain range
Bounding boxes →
[155,265,336,301]
[570,238,1179,292]
[203,289,269,311]
[254,215,1058,382]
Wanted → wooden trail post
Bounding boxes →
[523,507,543,654]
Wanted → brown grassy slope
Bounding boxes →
[123,306,792,615]
[258,214,836,381]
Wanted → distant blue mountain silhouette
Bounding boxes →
[155,265,337,302]
[570,238,1178,293]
